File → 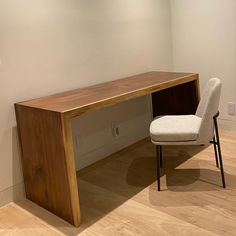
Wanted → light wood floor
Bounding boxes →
[1,129,236,235]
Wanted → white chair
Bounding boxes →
[150,78,225,191]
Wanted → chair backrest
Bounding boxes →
[195,78,221,144]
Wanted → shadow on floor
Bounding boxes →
[15,140,236,235]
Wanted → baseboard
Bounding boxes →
[0,182,25,208]
[77,137,149,176]
[75,127,149,170]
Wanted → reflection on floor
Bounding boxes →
[1,129,236,235]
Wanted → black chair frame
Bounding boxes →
[155,111,226,191]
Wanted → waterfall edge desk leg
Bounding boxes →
[15,106,81,227]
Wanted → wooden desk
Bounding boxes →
[15,71,199,226]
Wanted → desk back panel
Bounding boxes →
[152,79,200,118]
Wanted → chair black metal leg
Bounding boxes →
[155,145,161,191]
[156,145,163,168]
[159,146,163,168]
[213,136,219,168]
[213,116,226,188]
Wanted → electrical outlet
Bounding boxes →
[228,102,235,116]
[111,123,119,137]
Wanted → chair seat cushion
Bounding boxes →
[150,115,202,142]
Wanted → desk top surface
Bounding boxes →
[16,71,198,116]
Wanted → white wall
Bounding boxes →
[170,0,236,122]
[0,0,172,205]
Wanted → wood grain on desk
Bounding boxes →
[17,71,198,117]
[15,71,199,227]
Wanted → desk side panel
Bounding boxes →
[15,105,80,226]
[152,78,200,117]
